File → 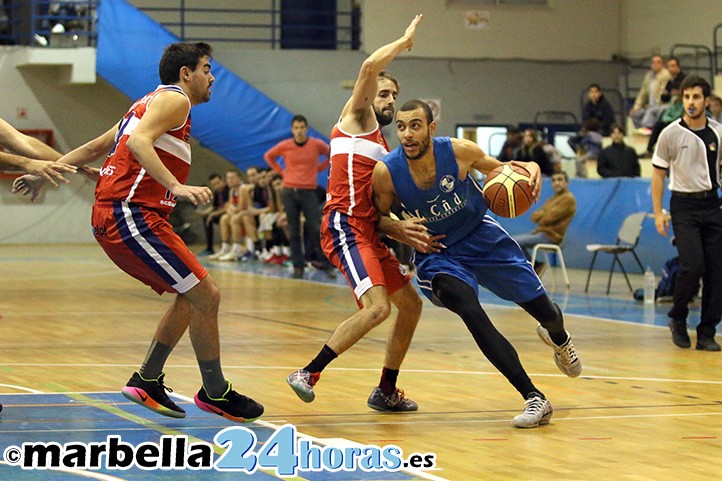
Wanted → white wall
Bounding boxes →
[362,0,622,61]
[0,47,94,243]
[620,0,722,59]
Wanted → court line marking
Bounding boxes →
[19,386,310,481]
[0,383,43,394]
[0,385,433,481]
[174,391,452,481]
[1,365,720,385]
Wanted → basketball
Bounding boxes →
[482,164,534,218]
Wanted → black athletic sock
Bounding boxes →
[432,274,542,399]
[379,368,399,396]
[139,339,172,380]
[198,358,227,398]
[518,294,568,346]
[304,344,338,374]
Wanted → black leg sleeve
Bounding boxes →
[518,293,567,344]
[432,274,542,399]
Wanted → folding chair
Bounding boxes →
[584,211,646,294]
[531,242,570,289]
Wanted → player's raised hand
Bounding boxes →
[404,14,423,51]
[171,184,212,206]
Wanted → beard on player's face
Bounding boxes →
[375,106,394,127]
[402,129,431,160]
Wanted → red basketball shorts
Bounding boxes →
[321,210,410,305]
[92,202,207,295]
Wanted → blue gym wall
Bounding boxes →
[496,178,677,276]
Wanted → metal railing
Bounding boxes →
[0,1,98,47]
[137,0,361,49]
[670,43,713,84]
[714,23,722,76]
[0,3,21,44]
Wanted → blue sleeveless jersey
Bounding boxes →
[384,137,488,247]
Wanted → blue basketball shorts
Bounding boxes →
[413,215,545,305]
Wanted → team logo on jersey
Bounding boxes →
[99,165,116,177]
[709,142,717,152]
[439,175,455,193]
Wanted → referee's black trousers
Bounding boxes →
[668,195,722,339]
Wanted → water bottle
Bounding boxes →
[644,266,655,304]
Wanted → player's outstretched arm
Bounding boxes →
[13,125,119,200]
[453,137,541,201]
[0,118,62,161]
[341,14,422,123]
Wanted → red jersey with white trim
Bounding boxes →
[324,122,390,220]
[95,85,192,216]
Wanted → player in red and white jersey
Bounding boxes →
[94,84,192,215]
[324,122,390,220]
[27,42,263,423]
[287,15,443,412]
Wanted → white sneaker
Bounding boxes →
[218,251,240,261]
[512,395,553,428]
[33,34,48,46]
[536,325,582,378]
[207,246,230,260]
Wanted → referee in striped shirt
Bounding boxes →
[652,75,722,351]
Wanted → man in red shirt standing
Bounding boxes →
[264,115,332,278]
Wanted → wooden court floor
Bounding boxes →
[1,244,720,481]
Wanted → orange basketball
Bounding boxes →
[482,164,534,218]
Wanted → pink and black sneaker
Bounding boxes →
[194,381,264,423]
[121,372,186,418]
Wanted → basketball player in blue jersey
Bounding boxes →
[372,99,582,428]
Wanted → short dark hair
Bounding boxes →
[208,173,221,181]
[552,171,569,182]
[292,114,307,125]
[610,123,625,135]
[378,70,400,93]
[588,83,601,91]
[679,75,711,98]
[398,99,434,124]
[159,42,212,85]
